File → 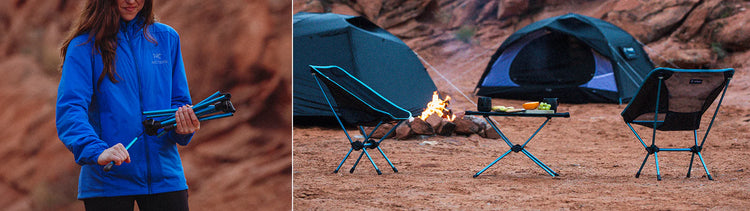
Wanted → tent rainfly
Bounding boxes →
[293,12,437,118]
[476,13,655,103]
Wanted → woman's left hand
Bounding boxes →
[175,105,200,134]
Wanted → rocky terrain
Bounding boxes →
[293,0,750,209]
[0,0,291,210]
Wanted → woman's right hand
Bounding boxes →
[97,143,131,166]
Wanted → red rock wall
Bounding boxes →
[294,0,750,69]
[0,0,290,210]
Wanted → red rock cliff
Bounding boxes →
[0,0,291,210]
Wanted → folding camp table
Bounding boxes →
[465,111,570,178]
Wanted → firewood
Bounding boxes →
[395,120,414,140]
[410,118,434,135]
[425,114,443,129]
[454,118,480,135]
[435,120,456,136]
[482,124,502,139]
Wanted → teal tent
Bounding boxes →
[293,12,437,118]
[476,13,655,103]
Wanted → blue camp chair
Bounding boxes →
[621,67,734,180]
[309,65,413,175]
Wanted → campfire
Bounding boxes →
[362,91,497,140]
[419,91,456,121]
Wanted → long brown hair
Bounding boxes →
[59,0,155,87]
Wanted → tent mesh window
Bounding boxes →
[509,32,595,87]
[346,17,381,32]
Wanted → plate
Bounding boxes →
[524,109,554,114]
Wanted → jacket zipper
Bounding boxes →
[125,24,152,194]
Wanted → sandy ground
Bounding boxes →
[293,44,750,209]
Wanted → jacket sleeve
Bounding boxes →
[56,40,109,165]
[167,31,194,146]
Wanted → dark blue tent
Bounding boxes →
[476,13,655,103]
[293,12,437,118]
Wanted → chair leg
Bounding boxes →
[362,148,382,175]
[474,150,513,178]
[350,151,366,173]
[697,152,714,180]
[687,152,696,178]
[654,152,662,181]
[636,153,650,178]
[334,148,354,173]
[376,146,398,173]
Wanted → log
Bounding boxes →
[454,118,480,135]
[435,120,456,136]
[361,123,395,139]
[425,114,443,129]
[481,124,502,139]
[410,118,434,135]
[395,120,414,140]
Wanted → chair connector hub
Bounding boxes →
[365,139,379,149]
[690,145,702,153]
[511,144,524,153]
[143,119,162,136]
[646,145,660,154]
[351,141,365,150]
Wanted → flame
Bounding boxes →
[418,91,456,121]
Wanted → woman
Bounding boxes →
[56,0,198,210]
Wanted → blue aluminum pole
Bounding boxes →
[474,149,512,178]
[334,148,354,173]
[521,149,557,177]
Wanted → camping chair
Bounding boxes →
[309,65,413,175]
[621,67,734,180]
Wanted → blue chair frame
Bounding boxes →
[310,65,412,175]
[622,67,734,180]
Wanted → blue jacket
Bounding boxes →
[56,19,193,199]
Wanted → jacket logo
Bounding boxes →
[152,53,168,64]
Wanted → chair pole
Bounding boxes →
[376,147,398,173]
[314,74,361,174]
[361,148,382,175]
[693,77,729,180]
[313,74,355,144]
[654,151,662,181]
[687,152,696,178]
[636,153,650,178]
[359,122,383,141]
[349,151,366,173]
[687,130,697,178]
[699,77,731,148]
[334,148,354,173]
[652,77,663,147]
[376,120,405,173]
[626,123,649,148]
[377,120,404,144]
[651,77,663,181]
[697,151,714,180]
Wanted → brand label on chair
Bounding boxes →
[689,79,703,84]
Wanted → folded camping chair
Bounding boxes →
[621,67,734,180]
[309,65,413,175]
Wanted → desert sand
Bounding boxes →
[293,37,750,211]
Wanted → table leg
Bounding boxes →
[521,149,558,176]
[473,149,513,178]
